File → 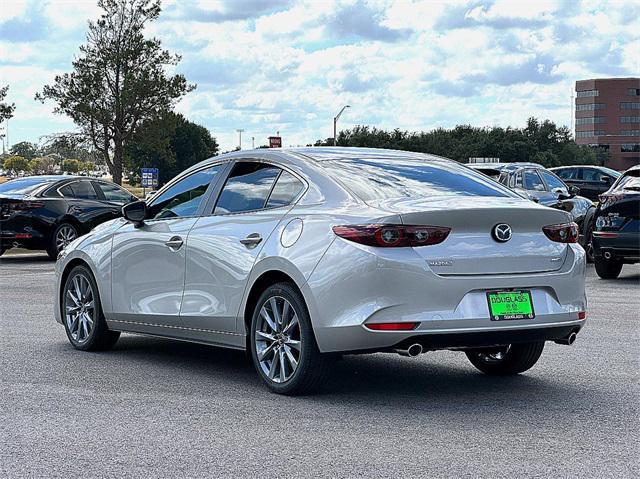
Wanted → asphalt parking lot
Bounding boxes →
[1,251,638,478]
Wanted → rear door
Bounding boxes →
[59,179,117,229]
[181,161,305,333]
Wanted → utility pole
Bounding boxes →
[236,129,244,150]
[333,105,350,146]
[251,136,255,149]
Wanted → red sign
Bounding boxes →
[268,136,282,148]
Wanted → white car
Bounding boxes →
[54,148,587,394]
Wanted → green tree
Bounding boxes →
[29,156,59,175]
[36,0,194,185]
[126,112,218,185]
[62,159,82,173]
[3,155,29,176]
[10,141,39,159]
[0,85,15,126]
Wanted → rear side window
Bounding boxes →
[214,162,281,214]
[320,158,511,201]
[68,181,99,199]
[612,170,640,192]
[266,171,304,208]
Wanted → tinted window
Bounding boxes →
[612,171,640,192]
[95,182,132,203]
[555,168,577,180]
[0,177,57,195]
[523,170,546,191]
[320,158,510,201]
[59,185,74,197]
[214,163,281,214]
[582,169,604,182]
[68,181,99,199]
[149,165,221,219]
[540,170,567,193]
[266,171,304,208]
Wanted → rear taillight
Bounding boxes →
[332,224,451,247]
[365,322,419,331]
[542,222,579,243]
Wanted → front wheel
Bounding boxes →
[62,265,120,351]
[594,256,623,279]
[465,342,545,375]
[250,282,331,395]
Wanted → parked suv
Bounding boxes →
[550,166,621,202]
[592,165,640,279]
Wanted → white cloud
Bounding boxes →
[0,0,638,152]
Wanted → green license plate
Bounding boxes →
[486,290,535,321]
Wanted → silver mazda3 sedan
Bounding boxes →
[54,147,587,394]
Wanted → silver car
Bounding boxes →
[54,148,587,395]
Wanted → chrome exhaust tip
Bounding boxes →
[603,251,612,260]
[554,331,577,346]
[395,343,423,357]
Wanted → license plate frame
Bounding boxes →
[486,290,535,321]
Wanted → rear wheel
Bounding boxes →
[594,256,623,279]
[48,223,78,259]
[250,282,331,395]
[465,342,545,375]
[62,265,120,351]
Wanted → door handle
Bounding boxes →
[165,236,184,250]
[240,233,263,248]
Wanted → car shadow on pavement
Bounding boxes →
[64,334,599,413]
[0,253,52,263]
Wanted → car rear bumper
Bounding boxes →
[304,240,587,353]
[592,231,640,263]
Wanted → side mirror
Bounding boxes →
[122,200,147,227]
[601,175,611,185]
[569,185,580,197]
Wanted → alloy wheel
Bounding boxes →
[56,225,77,252]
[255,296,302,383]
[64,273,95,344]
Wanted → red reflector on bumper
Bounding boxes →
[15,233,32,239]
[578,311,586,320]
[365,322,419,331]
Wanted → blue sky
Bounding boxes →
[0,0,638,152]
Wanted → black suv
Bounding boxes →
[550,166,621,202]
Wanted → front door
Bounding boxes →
[110,164,223,326]
[181,161,305,333]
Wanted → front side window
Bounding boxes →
[149,165,221,219]
[522,170,546,191]
[540,170,567,193]
[320,158,511,201]
[95,182,133,203]
[214,162,281,214]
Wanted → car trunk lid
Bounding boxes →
[368,196,572,275]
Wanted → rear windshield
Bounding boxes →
[612,170,640,192]
[0,177,57,195]
[320,158,512,201]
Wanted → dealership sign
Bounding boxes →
[269,136,282,148]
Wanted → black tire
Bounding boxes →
[594,256,623,279]
[582,208,596,263]
[249,282,331,395]
[47,222,79,259]
[61,265,120,351]
[465,342,545,375]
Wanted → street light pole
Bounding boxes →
[236,129,245,150]
[333,105,350,146]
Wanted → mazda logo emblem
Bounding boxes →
[492,223,512,242]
